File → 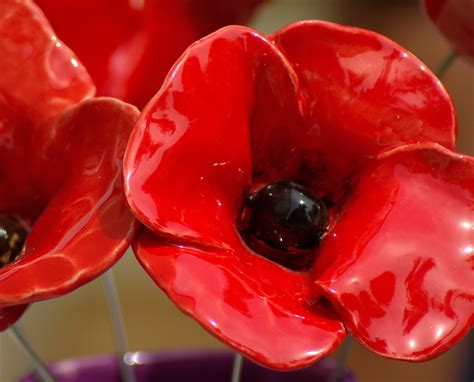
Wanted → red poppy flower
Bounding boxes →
[0,0,139,329]
[123,21,473,370]
[34,0,264,108]
[423,0,474,59]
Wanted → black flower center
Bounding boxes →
[240,180,329,270]
[0,216,27,269]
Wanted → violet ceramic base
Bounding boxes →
[18,350,356,382]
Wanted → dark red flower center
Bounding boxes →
[0,216,27,268]
[240,180,329,270]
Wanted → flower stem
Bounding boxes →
[230,353,244,382]
[436,50,458,80]
[9,325,55,382]
[101,270,136,382]
[329,336,352,382]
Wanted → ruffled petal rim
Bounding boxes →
[0,0,94,127]
[270,20,457,199]
[0,0,94,219]
[313,143,474,361]
[36,0,264,108]
[0,98,140,306]
[124,25,306,249]
[134,228,345,370]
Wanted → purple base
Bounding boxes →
[18,350,356,382]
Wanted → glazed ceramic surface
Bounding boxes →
[124,21,474,370]
[35,0,264,108]
[18,350,356,382]
[424,0,474,59]
[0,0,139,328]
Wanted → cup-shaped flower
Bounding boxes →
[423,0,474,60]
[0,0,139,328]
[123,22,473,370]
[34,0,265,108]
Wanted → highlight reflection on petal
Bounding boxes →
[134,229,346,370]
[315,144,474,360]
[35,0,264,107]
[124,21,470,368]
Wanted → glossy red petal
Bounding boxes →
[124,26,304,248]
[34,0,140,100]
[424,0,474,59]
[0,305,28,331]
[0,0,94,127]
[36,0,264,108]
[0,0,95,220]
[313,143,473,361]
[270,21,456,197]
[0,98,139,306]
[134,229,345,370]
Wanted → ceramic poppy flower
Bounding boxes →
[423,0,474,59]
[124,21,473,370]
[34,0,265,108]
[0,0,139,329]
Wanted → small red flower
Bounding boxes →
[423,0,474,59]
[124,22,473,370]
[34,0,265,108]
[0,0,139,328]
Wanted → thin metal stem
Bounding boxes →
[101,270,136,382]
[329,336,352,382]
[9,325,55,382]
[436,50,458,80]
[230,353,244,382]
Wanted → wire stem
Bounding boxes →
[9,325,55,382]
[230,353,244,382]
[101,270,136,382]
[329,336,352,382]
[436,50,458,79]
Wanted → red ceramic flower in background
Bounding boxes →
[423,0,474,59]
[34,0,265,108]
[124,21,473,370]
[0,0,139,329]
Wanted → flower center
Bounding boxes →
[240,180,329,270]
[0,216,27,268]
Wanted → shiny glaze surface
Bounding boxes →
[124,22,470,369]
[314,143,473,360]
[0,0,139,328]
[241,180,329,270]
[35,0,264,108]
[424,0,474,59]
[134,231,345,370]
[270,21,456,200]
[243,180,329,252]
